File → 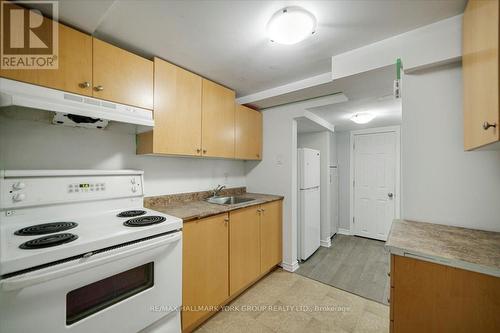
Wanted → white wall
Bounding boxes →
[336,132,351,231]
[297,131,332,245]
[0,110,246,196]
[402,63,500,232]
[245,102,306,271]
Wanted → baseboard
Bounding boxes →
[280,260,299,272]
[320,239,331,247]
[337,228,351,235]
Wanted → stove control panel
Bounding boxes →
[68,182,106,193]
[0,173,144,209]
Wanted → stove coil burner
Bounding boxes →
[124,216,166,227]
[19,233,78,249]
[15,222,78,236]
[117,210,147,218]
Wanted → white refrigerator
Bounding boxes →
[298,148,321,260]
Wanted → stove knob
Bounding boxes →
[13,193,26,202]
[131,186,137,193]
[13,182,26,190]
[131,178,136,184]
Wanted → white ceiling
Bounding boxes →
[310,95,402,132]
[39,0,466,97]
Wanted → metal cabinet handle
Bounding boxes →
[256,154,260,158]
[79,81,90,88]
[196,148,201,153]
[483,122,497,130]
[202,149,207,154]
[94,85,104,92]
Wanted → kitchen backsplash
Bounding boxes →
[0,110,246,196]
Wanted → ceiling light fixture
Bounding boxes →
[267,6,316,45]
[350,112,376,124]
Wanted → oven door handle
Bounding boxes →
[1,231,181,291]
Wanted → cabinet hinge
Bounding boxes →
[353,179,355,187]
[353,217,355,224]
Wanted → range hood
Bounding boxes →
[0,78,154,130]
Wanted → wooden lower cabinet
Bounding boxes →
[229,206,261,295]
[182,200,283,332]
[182,213,229,332]
[390,254,500,333]
[260,201,283,273]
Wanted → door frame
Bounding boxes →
[349,126,401,237]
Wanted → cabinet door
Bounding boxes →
[235,105,262,160]
[463,0,499,150]
[229,206,261,295]
[260,200,283,273]
[0,21,92,96]
[152,58,202,156]
[182,214,229,331]
[393,255,500,333]
[92,38,153,109]
[201,79,235,158]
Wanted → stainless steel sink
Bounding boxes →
[205,196,255,205]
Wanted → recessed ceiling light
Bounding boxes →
[267,7,316,45]
[350,112,376,124]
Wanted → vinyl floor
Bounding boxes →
[295,234,390,305]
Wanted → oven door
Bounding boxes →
[0,231,182,333]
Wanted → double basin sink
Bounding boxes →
[205,196,255,206]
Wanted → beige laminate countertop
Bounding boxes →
[385,219,500,277]
[146,192,283,222]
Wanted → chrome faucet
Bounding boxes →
[211,184,226,197]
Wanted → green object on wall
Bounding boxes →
[396,58,402,80]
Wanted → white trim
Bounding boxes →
[280,260,300,272]
[337,228,351,235]
[320,239,331,248]
[236,72,332,105]
[349,126,401,239]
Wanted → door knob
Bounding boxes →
[94,85,104,92]
[79,81,90,88]
[483,121,497,130]
[388,193,393,198]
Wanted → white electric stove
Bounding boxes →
[0,170,183,333]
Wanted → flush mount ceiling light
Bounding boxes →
[350,112,376,124]
[267,6,316,45]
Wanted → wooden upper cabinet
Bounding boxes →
[182,213,229,331]
[0,21,93,96]
[260,200,283,273]
[137,58,202,156]
[201,79,236,158]
[463,0,500,150]
[92,38,153,109]
[235,105,262,160]
[229,206,261,296]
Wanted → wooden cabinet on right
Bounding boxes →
[201,79,236,158]
[463,0,500,150]
[390,254,500,333]
[235,105,262,160]
[260,200,283,273]
[229,206,261,295]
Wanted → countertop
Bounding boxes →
[146,192,283,222]
[385,219,500,277]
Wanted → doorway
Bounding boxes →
[350,126,401,241]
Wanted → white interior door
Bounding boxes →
[353,131,396,241]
